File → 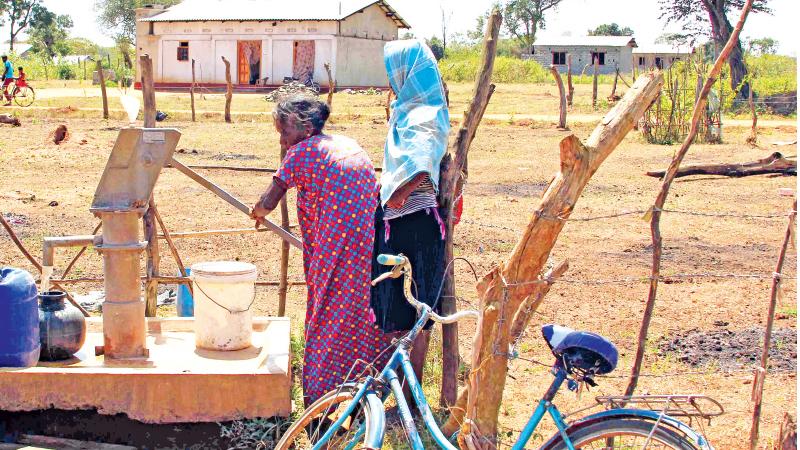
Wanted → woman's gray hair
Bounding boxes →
[274,95,331,134]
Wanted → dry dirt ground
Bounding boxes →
[0,83,797,449]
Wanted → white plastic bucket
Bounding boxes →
[190,261,258,351]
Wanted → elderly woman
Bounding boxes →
[251,96,387,406]
[371,40,451,391]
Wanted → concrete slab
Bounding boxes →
[0,317,291,424]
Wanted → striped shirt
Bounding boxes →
[384,176,438,220]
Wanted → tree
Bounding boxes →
[94,0,179,67]
[588,23,634,36]
[426,36,445,61]
[659,0,772,99]
[655,32,694,46]
[747,37,778,55]
[0,0,42,51]
[501,0,564,53]
[28,8,73,58]
[441,5,452,57]
[65,37,101,56]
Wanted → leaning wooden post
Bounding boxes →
[277,146,291,317]
[96,59,109,119]
[747,80,758,146]
[566,54,574,107]
[438,9,502,409]
[624,0,755,400]
[749,200,796,450]
[609,66,619,100]
[190,59,197,122]
[152,203,190,291]
[140,54,160,317]
[385,89,395,122]
[222,56,233,123]
[550,65,567,129]
[592,55,599,109]
[323,62,335,111]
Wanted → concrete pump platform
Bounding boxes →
[0,317,291,424]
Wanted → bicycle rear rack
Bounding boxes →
[595,395,725,426]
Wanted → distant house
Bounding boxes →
[532,36,638,75]
[633,44,694,71]
[135,0,410,90]
[0,43,33,58]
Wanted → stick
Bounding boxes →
[550,66,567,129]
[616,68,632,89]
[169,157,302,249]
[170,164,277,173]
[191,59,197,122]
[385,89,394,122]
[222,56,233,123]
[747,80,758,146]
[438,8,501,410]
[566,54,574,107]
[278,146,291,317]
[152,202,190,296]
[62,223,102,279]
[592,56,599,109]
[324,62,335,111]
[624,0,755,401]
[749,200,796,449]
[140,55,156,128]
[1,214,90,317]
[96,60,109,120]
[143,198,160,317]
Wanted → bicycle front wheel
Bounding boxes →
[276,384,380,450]
[544,417,703,450]
[13,86,35,107]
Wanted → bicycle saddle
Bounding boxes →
[542,324,618,375]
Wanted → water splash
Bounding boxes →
[40,265,54,294]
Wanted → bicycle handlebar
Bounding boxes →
[372,253,479,325]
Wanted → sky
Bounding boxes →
[2,0,797,56]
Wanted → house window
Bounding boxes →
[638,56,645,66]
[655,57,663,69]
[177,42,189,61]
[591,52,606,65]
[552,51,566,65]
[148,22,154,35]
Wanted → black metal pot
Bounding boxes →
[38,291,86,361]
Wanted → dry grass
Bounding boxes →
[0,82,796,449]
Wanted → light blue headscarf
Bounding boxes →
[380,40,450,206]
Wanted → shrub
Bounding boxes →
[56,63,77,80]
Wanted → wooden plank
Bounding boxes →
[169,157,302,249]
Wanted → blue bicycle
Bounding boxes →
[276,254,720,449]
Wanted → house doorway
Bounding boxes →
[292,41,315,85]
[238,40,262,85]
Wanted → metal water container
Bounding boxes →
[0,267,41,367]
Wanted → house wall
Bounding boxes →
[339,4,399,40]
[634,53,689,71]
[335,37,389,87]
[532,45,634,75]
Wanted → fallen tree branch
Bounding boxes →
[646,152,796,178]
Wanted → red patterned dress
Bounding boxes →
[275,134,389,406]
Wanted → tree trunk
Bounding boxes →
[550,66,567,129]
[443,72,664,446]
[646,152,795,178]
[222,56,233,123]
[566,54,574,106]
[706,0,750,99]
[775,413,798,450]
[438,9,502,410]
[97,60,109,120]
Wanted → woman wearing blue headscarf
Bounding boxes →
[370,40,450,391]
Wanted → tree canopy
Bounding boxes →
[501,0,564,53]
[746,37,778,56]
[588,23,634,36]
[94,0,179,45]
[28,7,73,58]
[0,0,43,51]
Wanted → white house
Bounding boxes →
[135,0,409,90]
[633,44,694,71]
[532,36,638,75]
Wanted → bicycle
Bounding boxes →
[277,254,721,449]
[4,77,35,107]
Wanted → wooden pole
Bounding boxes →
[152,202,190,289]
[747,81,758,146]
[222,56,233,123]
[609,67,619,100]
[442,72,664,445]
[749,200,796,450]
[550,65,567,129]
[624,0,755,401]
[438,9,502,409]
[592,55,599,109]
[323,62,335,111]
[566,54,574,107]
[96,60,109,120]
[277,146,291,317]
[140,55,156,128]
[190,59,197,123]
[385,89,394,122]
[139,54,160,317]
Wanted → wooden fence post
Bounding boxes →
[222,56,233,123]
[96,60,109,120]
[324,62,335,111]
[749,200,796,450]
[624,0,755,400]
[438,9,502,409]
[278,146,291,317]
[592,55,599,109]
[609,67,619,100]
[140,54,160,317]
[191,59,197,122]
[747,81,758,146]
[550,65,567,129]
[566,54,574,107]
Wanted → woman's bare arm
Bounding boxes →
[251,179,288,221]
[386,172,427,209]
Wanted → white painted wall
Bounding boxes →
[340,4,399,40]
[214,40,237,83]
[335,37,389,87]
[272,40,294,83]
[314,40,333,83]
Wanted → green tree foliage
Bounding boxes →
[500,0,564,53]
[28,8,73,58]
[65,37,101,56]
[95,0,179,67]
[426,36,445,61]
[0,0,43,51]
[746,37,778,56]
[588,23,634,36]
[658,0,772,99]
